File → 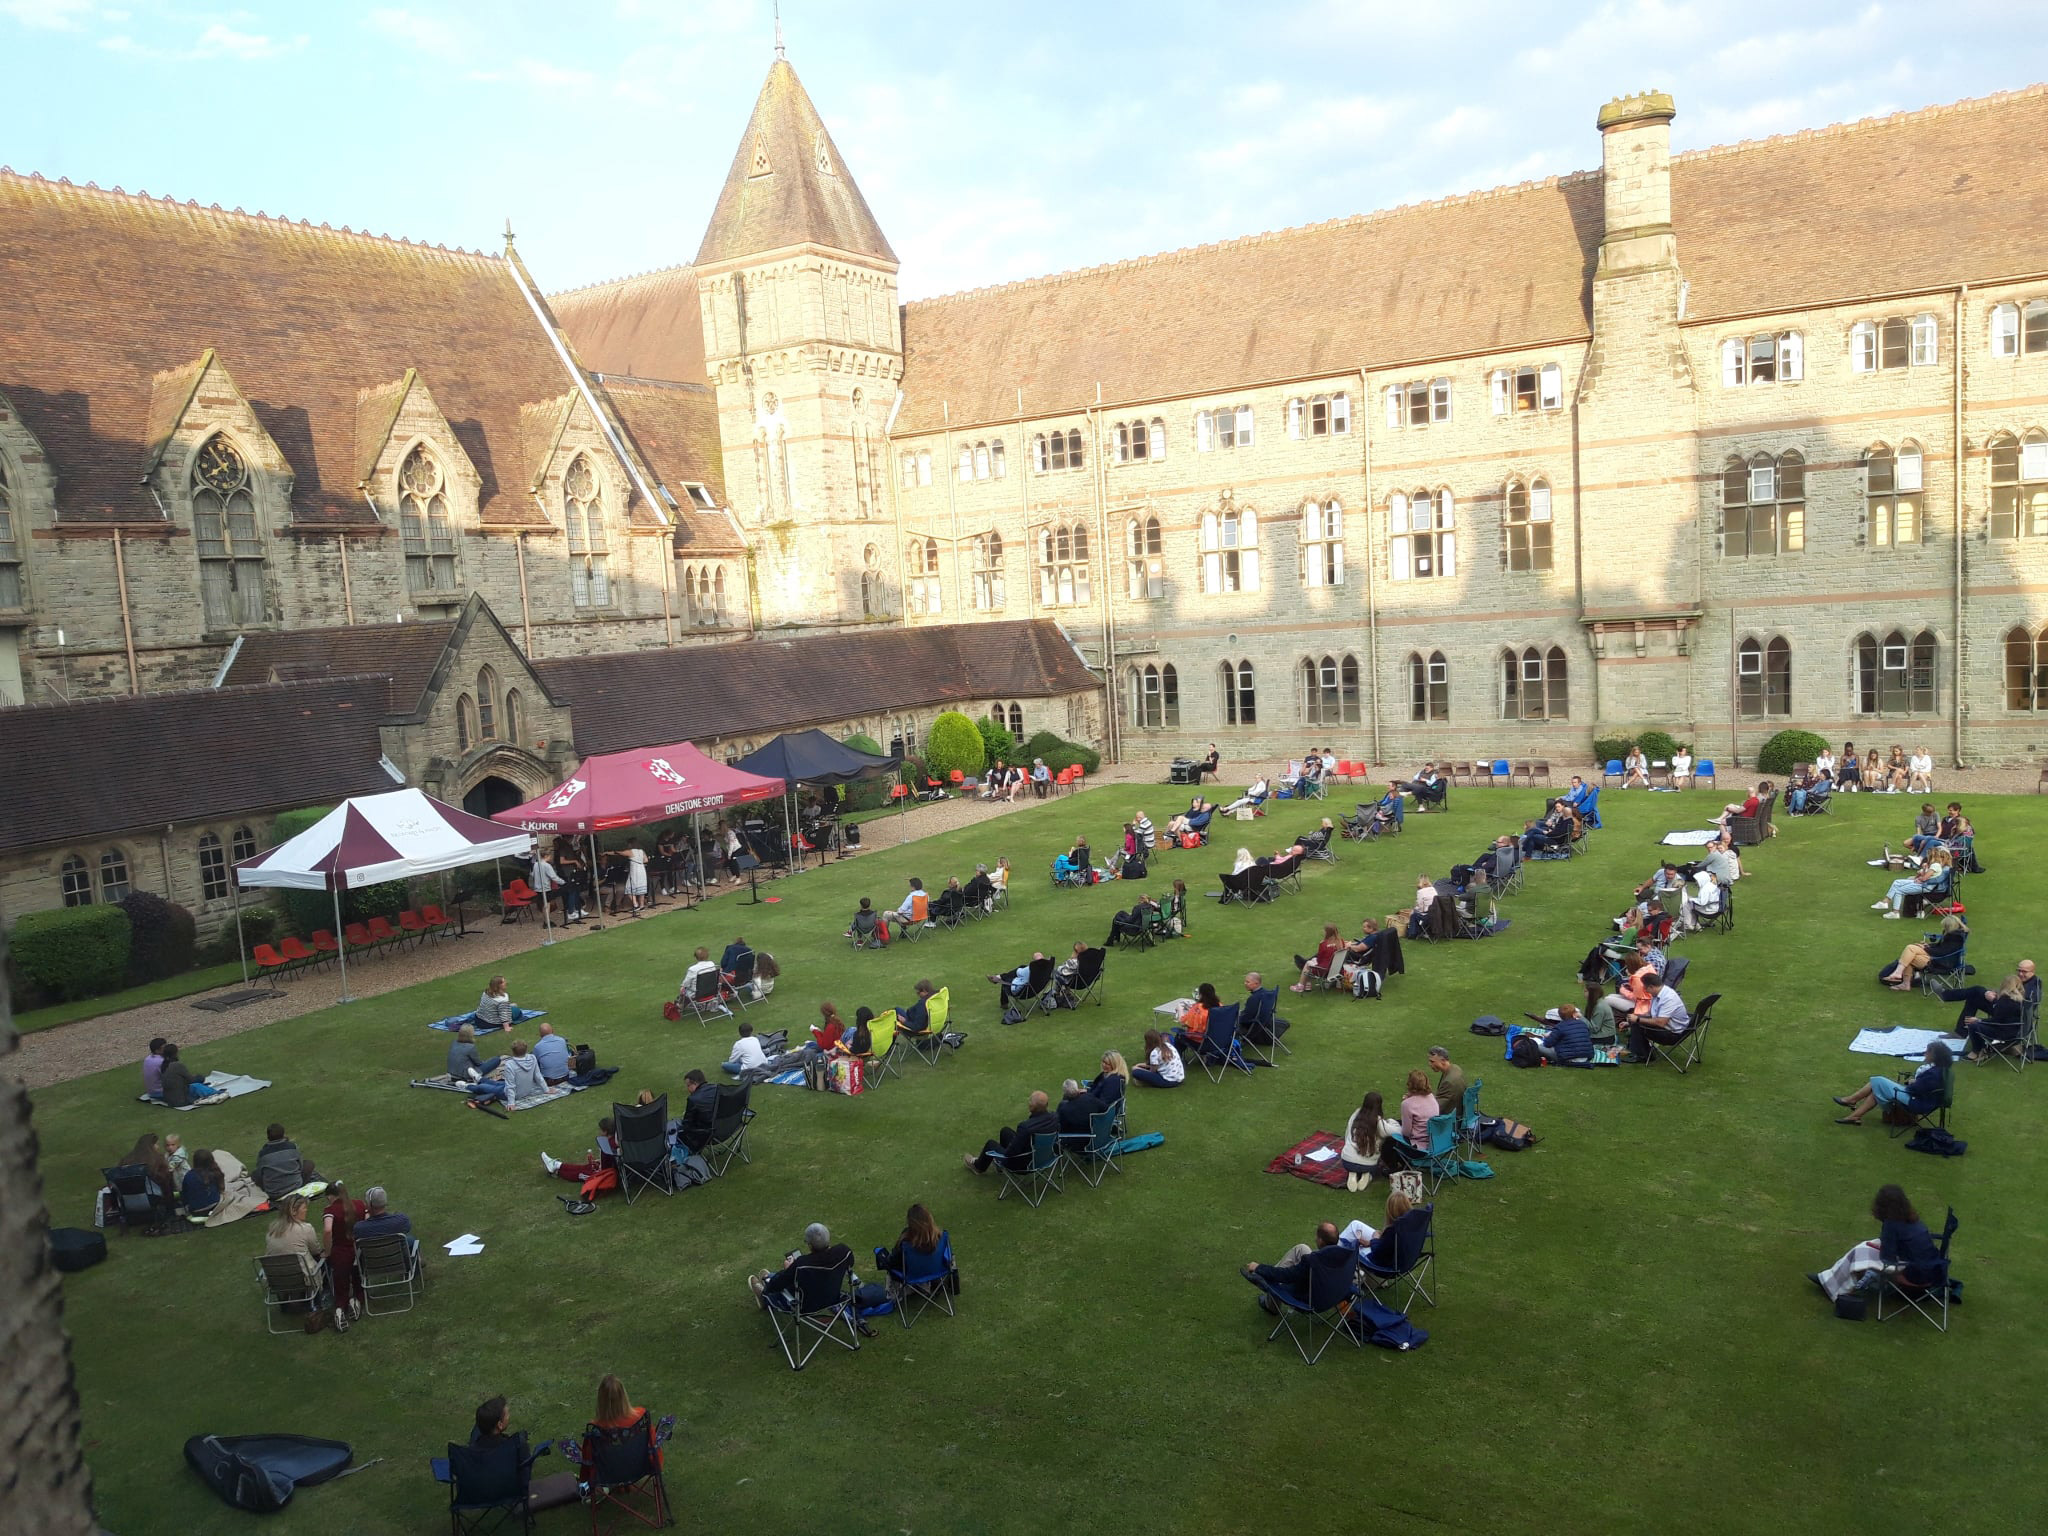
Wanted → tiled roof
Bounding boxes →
[538,619,1099,756]
[0,170,723,527]
[0,677,395,854]
[895,86,2048,433]
[552,265,709,385]
[220,617,459,715]
[603,382,742,550]
[696,59,896,268]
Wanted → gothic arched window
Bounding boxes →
[192,436,265,628]
[399,444,458,593]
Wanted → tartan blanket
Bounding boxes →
[1265,1131,1349,1188]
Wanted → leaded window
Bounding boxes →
[564,455,610,607]
[1737,636,1792,717]
[192,437,265,628]
[399,444,458,593]
[0,456,21,608]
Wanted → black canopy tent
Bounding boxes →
[734,730,905,854]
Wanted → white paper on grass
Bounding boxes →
[444,1233,485,1255]
[1304,1147,1340,1164]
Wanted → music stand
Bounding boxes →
[736,853,765,905]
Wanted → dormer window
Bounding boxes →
[192,436,266,628]
[398,444,458,593]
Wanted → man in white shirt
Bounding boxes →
[1223,777,1269,815]
[722,1021,772,1076]
[896,877,929,926]
[681,946,719,1000]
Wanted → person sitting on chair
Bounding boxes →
[353,1185,419,1259]
[962,865,996,912]
[894,879,928,929]
[1537,1006,1595,1065]
[1340,1090,1400,1191]
[1056,1078,1103,1140]
[988,952,1050,1001]
[1132,810,1157,851]
[1681,869,1724,932]
[264,1193,345,1332]
[1052,846,1087,884]
[1134,1030,1185,1088]
[722,1020,773,1077]
[932,877,968,923]
[1520,805,1572,856]
[1170,984,1219,1055]
[1879,914,1967,992]
[963,1090,1061,1174]
[475,977,516,1030]
[1291,925,1343,992]
[1670,747,1695,787]
[1240,1220,1345,1303]
[1873,847,1950,919]
[748,1222,858,1310]
[898,978,940,1036]
[682,947,719,999]
[847,898,889,946]
[1104,893,1162,947]
[1831,1041,1952,1125]
[1030,759,1053,797]
[1621,976,1691,1064]
[1715,782,1764,838]
[1622,747,1651,788]
[1398,1069,1437,1144]
[1809,1184,1941,1303]
[1091,1050,1130,1107]
[1427,1047,1467,1112]
[1221,777,1270,815]
[1949,972,2031,1060]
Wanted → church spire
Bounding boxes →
[694,57,895,268]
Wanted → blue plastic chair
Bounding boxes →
[1602,758,1624,785]
[1695,759,1716,788]
[1491,758,1511,783]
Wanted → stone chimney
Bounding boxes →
[1596,91,1677,276]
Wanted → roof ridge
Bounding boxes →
[549,261,696,300]
[1672,82,2048,166]
[8,674,387,717]
[907,169,1602,309]
[0,166,502,260]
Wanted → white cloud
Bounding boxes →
[0,0,100,29]
[366,6,463,57]
[193,22,300,60]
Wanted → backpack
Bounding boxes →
[1481,1117,1538,1150]
[1508,1035,1544,1068]
[1123,856,1148,882]
[672,1151,715,1186]
[1905,1126,1967,1157]
[1350,967,1382,999]
[1469,1014,1506,1036]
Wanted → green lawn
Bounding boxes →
[32,782,2045,1534]
[16,960,248,1034]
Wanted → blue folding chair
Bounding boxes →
[997,1132,1064,1206]
[1246,1243,1365,1364]
[1237,986,1291,1063]
[1452,1078,1484,1160]
[1390,1112,1461,1196]
[1579,786,1602,829]
[1357,1202,1437,1313]
[875,1231,957,1328]
[1195,1003,1254,1081]
[436,1433,554,1536]
[1061,1106,1124,1187]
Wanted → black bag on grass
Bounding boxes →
[185,1433,353,1513]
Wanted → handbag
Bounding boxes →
[1388,1170,1424,1204]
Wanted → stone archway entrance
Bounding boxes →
[462,775,527,818]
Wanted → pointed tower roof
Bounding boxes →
[696,57,896,268]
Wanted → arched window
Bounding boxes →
[1287,398,1305,439]
[860,543,883,615]
[1737,636,1792,717]
[1855,629,1938,714]
[231,825,258,865]
[1300,653,1361,725]
[711,566,727,622]
[191,436,265,628]
[1007,702,1024,736]
[1032,434,1049,473]
[198,832,228,901]
[563,455,610,607]
[99,847,131,904]
[1865,442,1922,549]
[1389,488,1455,580]
[1721,452,1805,557]
[1990,430,2048,539]
[60,853,92,907]
[957,446,974,482]
[1503,478,1553,572]
[1881,316,1911,370]
[1159,663,1180,727]
[1199,507,1260,593]
[972,443,989,480]
[1147,418,1166,461]
[1501,645,1569,720]
[972,532,1005,611]
[1301,499,1344,587]
[457,694,476,752]
[907,537,942,614]
[504,688,524,745]
[1130,665,1160,728]
[399,444,457,593]
[2030,301,2048,356]
[1037,523,1091,608]
[476,667,499,741]
[1126,515,1164,599]
[917,450,932,486]
[1219,659,1257,726]
[1195,405,1254,452]
[991,439,1007,479]
[0,453,21,609]
[1408,651,1448,722]
[1991,303,2020,357]
[900,453,917,489]
[2004,625,2048,711]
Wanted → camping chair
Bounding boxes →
[1887,1061,1954,1141]
[859,1010,901,1085]
[876,1232,958,1328]
[702,1084,755,1177]
[1218,866,1275,906]
[1061,1106,1124,1188]
[1579,786,1603,829]
[997,1132,1064,1206]
[847,910,885,950]
[1051,858,1091,889]
[1300,827,1337,866]
[1056,947,1107,1009]
[1643,993,1717,1076]
[254,1254,331,1334]
[896,986,950,1068]
[1194,1003,1254,1081]
[1268,852,1305,894]
[1452,1078,1484,1161]
[1390,1112,1461,1197]
[1658,954,1691,995]
[722,949,758,1008]
[931,887,970,930]
[1115,906,1163,950]
[559,1410,673,1534]
[612,1097,675,1203]
[1357,1202,1437,1313]
[1246,1243,1364,1365]
[996,957,1056,1020]
[1982,999,2036,1074]
[683,968,733,1026]
[101,1164,174,1236]
[895,892,932,940]
[1238,986,1291,1063]
[356,1232,426,1316]
[1875,1207,1959,1332]
[439,1431,553,1536]
[1705,885,1735,935]
[1916,932,1971,996]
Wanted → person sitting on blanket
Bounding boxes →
[353,1185,421,1265]
[1620,974,1691,1064]
[1341,1090,1401,1191]
[1291,925,1343,992]
[1879,914,1967,992]
[811,1000,848,1053]
[1950,972,2032,1061]
[476,977,516,1030]
[446,1023,503,1085]
[963,1090,1061,1175]
[142,1037,168,1099]
[255,1123,316,1202]
[1536,1006,1595,1065]
[1091,1050,1130,1107]
[542,1118,617,1187]
[162,1133,190,1181]
[1809,1184,1942,1303]
[491,1041,552,1107]
[1170,984,1220,1056]
[182,1149,225,1217]
[1056,1078,1104,1140]
[533,1022,573,1085]
[747,1223,861,1318]
[1874,847,1951,919]
[157,1042,219,1106]
[1104,893,1163,947]
[1240,1220,1346,1305]
[722,1020,773,1077]
[1134,1030,1185,1088]
[121,1132,178,1204]
[677,1070,720,1155]
[1398,1070,1437,1144]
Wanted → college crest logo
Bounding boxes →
[545,777,587,810]
[645,758,688,786]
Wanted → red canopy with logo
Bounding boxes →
[490,742,786,835]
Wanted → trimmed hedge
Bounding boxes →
[1593,728,1692,766]
[976,715,1019,770]
[13,905,132,1001]
[195,907,279,966]
[119,890,197,985]
[840,735,892,812]
[923,712,987,781]
[1756,729,1830,776]
[1022,730,1100,775]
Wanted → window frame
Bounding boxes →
[1388,488,1456,581]
[397,441,459,595]
[191,433,267,629]
[1736,635,1793,718]
[1219,658,1257,726]
[1407,650,1448,722]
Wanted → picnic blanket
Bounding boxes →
[757,1068,811,1089]
[1265,1131,1349,1189]
[1849,1027,1970,1058]
[409,1074,578,1110]
[198,1151,269,1228]
[427,1007,547,1034]
[1660,829,1721,846]
[136,1072,271,1110]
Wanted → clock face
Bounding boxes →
[196,438,247,494]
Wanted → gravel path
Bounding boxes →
[14,755,2029,1091]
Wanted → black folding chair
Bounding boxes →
[1876,1207,1959,1331]
[683,968,732,1026]
[702,1084,755,1177]
[1268,852,1305,894]
[612,1097,675,1202]
[1246,1243,1364,1365]
[722,950,758,1010]
[763,1254,862,1370]
[1057,947,1107,1009]
[562,1410,674,1532]
[931,890,970,930]
[994,957,1056,1020]
[1643,993,1717,1075]
[101,1164,174,1236]
[439,1432,552,1536]
[1356,1203,1436,1313]
[1237,986,1291,1063]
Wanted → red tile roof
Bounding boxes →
[220,617,460,715]
[551,266,709,386]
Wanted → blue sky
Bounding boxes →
[3,1,2045,300]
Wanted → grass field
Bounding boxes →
[16,961,247,1034]
[31,782,2045,1535]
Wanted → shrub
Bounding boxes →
[1592,734,1635,766]
[286,878,408,940]
[923,711,987,781]
[12,905,132,1001]
[1756,728,1830,776]
[1022,730,1101,775]
[119,891,197,985]
[976,715,1018,770]
[195,906,280,966]
[840,734,892,812]
[1634,729,1689,764]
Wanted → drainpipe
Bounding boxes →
[112,527,139,694]
[942,401,961,617]
[1089,386,1117,764]
[1359,365,1381,766]
[514,531,536,656]
[1018,388,1035,619]
[883,389,906,625]
[159,824,174,893]
[1953,283,1966,769]
[1728,606,1739,768]
[338,532,356,624]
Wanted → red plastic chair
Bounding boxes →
[343,921,376,953]
[309,930,341,969]
[950,770,965,786]
[420,904,454,931]
[252,943,292,981]
[277,936,316,974]
[366,916,402,948]
[889,784,909,804]
[398,910,430,946]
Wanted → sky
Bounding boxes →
[3,1,2045,301]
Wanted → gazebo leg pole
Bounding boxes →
[333,885,353,1004]
[693,814,707,905]
[587,834,605,930]
[232,882,249,990]
[539,852,555,947]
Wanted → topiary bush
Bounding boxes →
[1022,730,1101,775]
[119,890,197,985]
[1756,728,1830,776]
[976,715,1018,771]
[923,711,987,781]
[12,905,132,1001]
[1634,729,1689,763]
